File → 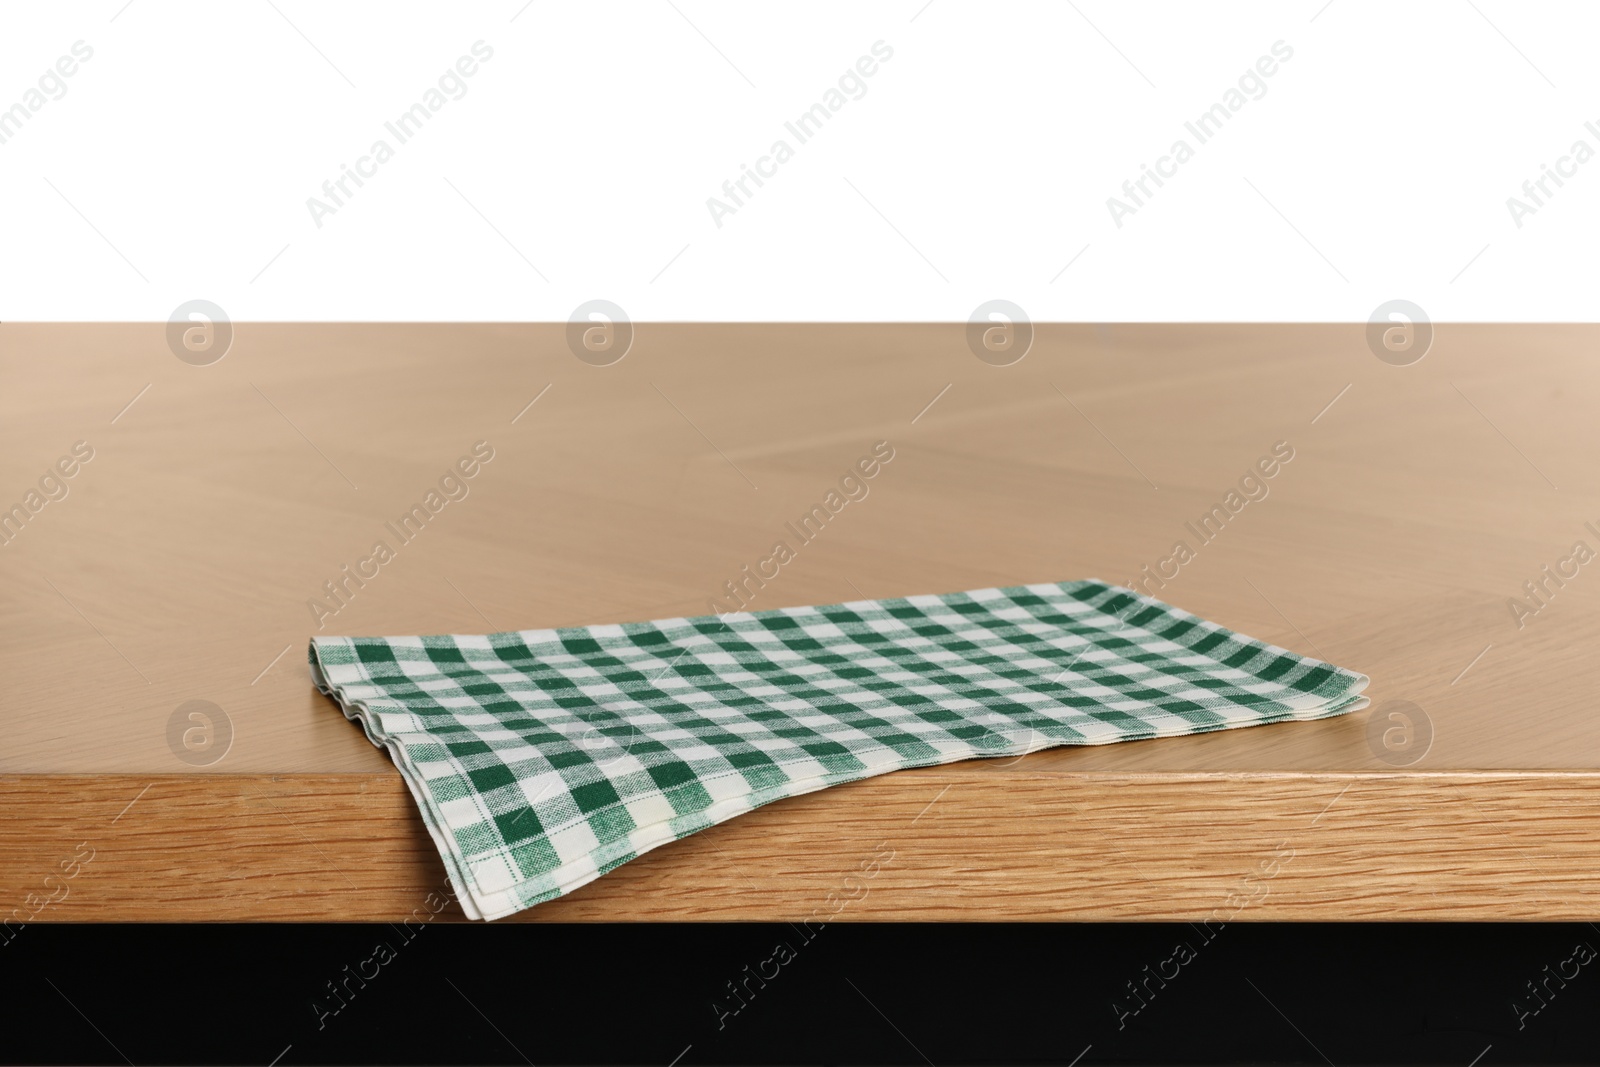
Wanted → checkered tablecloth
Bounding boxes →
[309,580,1368,920]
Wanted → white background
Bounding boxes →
[0,0,1594,321]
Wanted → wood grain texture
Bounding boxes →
[3,323,1597,920]
[5,771,1599,923]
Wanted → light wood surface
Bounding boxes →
[3,323,1598,920]
[6,771,1600,922]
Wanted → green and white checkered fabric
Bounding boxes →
[309,580,1368,920]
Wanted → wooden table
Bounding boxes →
[3,323,1597,922]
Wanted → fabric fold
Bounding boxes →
[310,580,1369,920]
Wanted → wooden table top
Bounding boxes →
[5,323,1598,922]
